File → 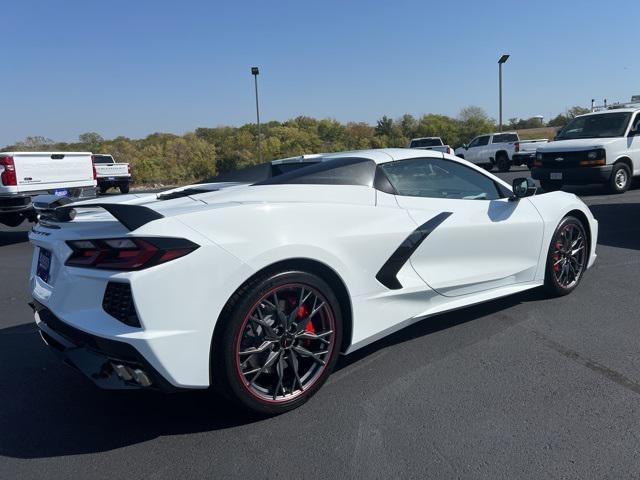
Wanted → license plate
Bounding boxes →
[37,248,52,284]
[54,189,68,197]
[107,177,116,181]
[550,172,563,180]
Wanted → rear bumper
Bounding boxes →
[512,153,536,166]
[97,176,131,184]
[531,165,613,184]
[32,300,177,391]
[0,187,97,214]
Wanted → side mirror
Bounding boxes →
[629,127,640,136]
[511,177,537,199]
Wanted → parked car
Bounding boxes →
[93,154,131,194]
[532,108,640,193]
[409,137,453,154]
[0,152,96,227]
[455,132,548,172]
[29,148,598,414]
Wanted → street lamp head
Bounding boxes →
[251,67,260,75]
[498,54,510,64]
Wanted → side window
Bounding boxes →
[379,158,502,200]
[468,137,480,148]
[633,114,640,131]
[477,136,490,146]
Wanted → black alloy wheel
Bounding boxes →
[544,216,588,296]
[213,270,342,415]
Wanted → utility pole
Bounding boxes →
[498,54,510,132]
[251,67,262,163]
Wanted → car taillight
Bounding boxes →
[65,237,199,270]
[0,156,17,186]
[127,164,131,174]
[92,163,97,180]
[515,142,520,153]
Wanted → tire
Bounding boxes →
[540,180,563,192]
[496,153,511,172]
[0,213,25,227]
[119,183,130,194]
[607,163,631,194]
[457,155,465,160]
[99,185,108,194]
[483,163,494,172]
[543,216,588,297]
[212,270,343,415]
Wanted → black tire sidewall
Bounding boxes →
[544,216,588,296]
[496,154,510,172]
[213,270,343,415]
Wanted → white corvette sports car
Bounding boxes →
[28,149,598,414]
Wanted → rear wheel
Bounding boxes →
[213,270,342,415]
[496,153,511,172]
[540,180,563,192]
[607,163,631,194]
[0,213,25,227]
[119,183,130,194]
[544,216,588,296]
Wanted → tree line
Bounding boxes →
[3,105,589,186]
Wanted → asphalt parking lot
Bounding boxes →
[1,168,640,479]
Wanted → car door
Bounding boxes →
[379,157,545,297]
[628,113,640,175]
[474,135,491,165]
[464,136,481,162]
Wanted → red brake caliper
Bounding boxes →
[553,241,562,272]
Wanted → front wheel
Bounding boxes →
[544,216,588,296]
[213,270,342,415]
[608,163,631,194]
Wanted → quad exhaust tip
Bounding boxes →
[111,363,153,387]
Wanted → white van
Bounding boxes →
[0,152,97,227]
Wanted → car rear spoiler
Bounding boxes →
[33,195,164,231]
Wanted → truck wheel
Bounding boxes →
[483,163,493,172]
[496,153,511,172]
[99,185,108,194]
[540,180,563,192]
[119,184,130,194]
[608,163,631,194]
[0,213,25,227]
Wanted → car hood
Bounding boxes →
[538,138,619,152]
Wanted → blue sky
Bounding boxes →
[2,0,637,146]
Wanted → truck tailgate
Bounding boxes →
[12,152,94,193]
[95,164,129,177]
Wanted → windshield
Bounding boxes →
[557,112,632,140]
[410,138,442,148]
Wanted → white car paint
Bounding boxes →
[28,148,598,391]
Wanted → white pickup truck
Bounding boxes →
[454,132,548,171]
[92,154,132,194]
[532,108,640,193]
[0,152,97,227]
[409,137,454,154]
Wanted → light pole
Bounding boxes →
[498,54,509,132]
[251,66,262,163]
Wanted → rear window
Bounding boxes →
[271,162,320,176]
[410,138,443,148]
[255,157,376,187]
[92,155,114,164]
[492,134,518,143]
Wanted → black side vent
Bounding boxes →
[103,282,141,327]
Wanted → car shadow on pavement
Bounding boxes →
[588,202,640,251]
[0,230,29,247]
[0,287,549,459]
